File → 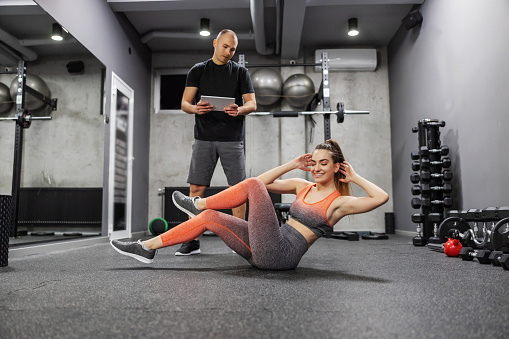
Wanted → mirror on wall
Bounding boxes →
[0,1,106,247]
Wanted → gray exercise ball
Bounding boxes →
[250,68,283,106]
[0,82,13,114]
[10,74,51,111]
[282,74,315,108]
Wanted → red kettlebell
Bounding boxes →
[444,238,462,257]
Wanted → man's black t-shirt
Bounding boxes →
[186,59,254,141]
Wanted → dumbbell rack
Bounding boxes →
[410,119,453,246]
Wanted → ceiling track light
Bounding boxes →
[51,23,63,41]
[200,18,210,37]
[348,18,359,37]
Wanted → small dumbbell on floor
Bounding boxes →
[500,255,509,270]
[412,213,426,246]
[428,212,442,244]
[459,247,492,264]
[489,251,505,266]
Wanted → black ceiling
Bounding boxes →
[0,0,423,66]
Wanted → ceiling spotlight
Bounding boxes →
[348,18,359,37]
[51,23,63,41]
[200,18,210,37]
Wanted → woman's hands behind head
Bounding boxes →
[338,161,358,183]
[293,153,313,172]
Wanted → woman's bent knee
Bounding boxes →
[243,177,264,188]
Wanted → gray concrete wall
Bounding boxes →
[149,48,393,232]
[0,54,104,193]
[36,0,152,235]
[388,0,509,233]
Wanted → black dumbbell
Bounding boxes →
[412,160,421,171]
[459,247,492,264]
[499,254,509,270]
[411,198,422,209]
[420,145,449,156]
[427,120,446,127]
[483,206,509,219]
[438,145,449,156]
[416,120,446,128]
[430,145,449,156]
[412,213,426,246]
[412,183,452,195]
[420,158,452,169]
[419,146,429,157]
[412,197,453,208]
[421,169,453,181]
[489,251,505,266]
[411,151,420,160]
[446,210,461,218]
[411,183,428,195]
[428,213,443,244]
[432,183,452,193]
[410,173,420,184]
[466,209,482,221]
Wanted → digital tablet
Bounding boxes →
[200,95,235,111]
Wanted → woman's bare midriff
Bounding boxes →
[287,218,319,247]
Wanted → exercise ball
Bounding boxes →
[250,68,282,106]
[10,74,51,111]
[282,74,315,108]
[0,82,13,114]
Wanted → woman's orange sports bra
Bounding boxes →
[288,184,341,237]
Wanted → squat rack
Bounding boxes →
[238,52,369,141]
[0,61,57,237]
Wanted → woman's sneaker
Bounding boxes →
[172,191,202,218]
[175,240,201,256]
[110,239,156,263]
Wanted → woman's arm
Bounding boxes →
[336,161,389,216]
[257,154,313,194]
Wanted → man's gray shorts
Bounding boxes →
[187,140,246,187]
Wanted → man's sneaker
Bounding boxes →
[172,191,202,218]
[110,239,156,264]
[175,240,201,256]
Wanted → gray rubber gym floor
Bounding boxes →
[1,234,508,339]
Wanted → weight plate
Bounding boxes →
[491,217,509,251]
[438,217,470,243]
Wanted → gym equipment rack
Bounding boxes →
[410,119,453,246]
[0,61,57,237]
[239,52,369,141]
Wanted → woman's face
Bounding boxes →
[310,149,339,184]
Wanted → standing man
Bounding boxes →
[178,29,257,255]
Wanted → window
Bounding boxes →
[153,68,188,114]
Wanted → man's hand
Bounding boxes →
[224,103,240,117]
[196,101,213,115]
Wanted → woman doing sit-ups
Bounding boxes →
[111,139,389,270]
